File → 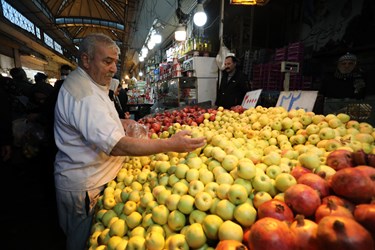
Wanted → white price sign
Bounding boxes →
[276,91,318,112]
[241,89,262,109]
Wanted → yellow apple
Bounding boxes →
[218,220,243,242]
[185,223,207,249]
[167,210,186,232]
[234,202,257,227]
[215,199,236,221]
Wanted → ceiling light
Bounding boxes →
[152,32,162,44]
[193,3,207,27]
[141,46,148,57]
[139,71,143,77]
[139,56,144,62]
[175,24,186,42]
[230,0,270,5]
[147,39,155,50]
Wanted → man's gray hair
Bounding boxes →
[78,33,120,64]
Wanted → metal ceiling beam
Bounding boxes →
[55,17,124,31]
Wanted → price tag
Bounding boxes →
[241,89,262,109]
[276,91,318,111]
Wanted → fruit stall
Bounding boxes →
[87,105,375,250]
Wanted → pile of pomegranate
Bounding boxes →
[217,148,375,250]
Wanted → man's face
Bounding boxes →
[224,57,236,74]
[83,43,119,86]
[337,60,356,74]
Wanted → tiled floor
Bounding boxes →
[1,147,66,250]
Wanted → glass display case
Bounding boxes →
[156,76,216,109]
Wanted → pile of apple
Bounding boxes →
[88,106,375,250]
[138,106,217,136]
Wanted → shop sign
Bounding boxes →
[242,89,262,109]
[276,91,318,112]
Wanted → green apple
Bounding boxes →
[312,114,325,124]
[234,202,257,227]
[126,235,146,250]
[237,158,256,180]
[103,195,116,210]
[142,213,154,229]
[174,163,189,179]
[126,211,142,229]
[215,199,236,221]
[139,191,154,208]
[252,191,272,209]
[221,154,239,171]
[346,120,360,129]
[88,231,102,247]
[194,191,213,211]
[328,117,343,128]
[314,164,336,180]
[307,134,321,145]
[98,228,111,245]
[165,234,189,250]
[186,156,203,169]
[123,200,137,215]
[167,210,186,232]
[262,151,281,166]
[152,205,170,225]
[189,209,207,225]
[177,195,195,215]
[218,220,243,242]
[298,152,320,170]
[199,168,214,185]
[266,165,282,179]
[203,182,219,198]
[101,210,117,227]
[212,166,227,179]
[324,139,342,152]
[216,172,234,185]
[202,214,224,240]
[300,114,313,126]
[251,174,272,192]
[274,173,297,192]
[207,159,221,171]
[234,178,253,195]
[165,194,181,211]
[168,174,179,187]
[227,184,248,205]
[156,188,171,205]
[172,181,188,196]
[185,223,207,249]
[109,218,127,237]
[185,168,200,182]
[188,180,205,197]
[319,127,335,140]
[282,117,293,129]
[216,183,231,200]
[145,231,165,250]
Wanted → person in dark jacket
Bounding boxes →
[215,55,250,109]
[320,52,366,99]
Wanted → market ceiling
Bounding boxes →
[9,0,200,77]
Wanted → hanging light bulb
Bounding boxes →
[193,2,207,27]
[141,46,148,57]
[174,24,186,41]
[139,55,144,62]
[139,71,143,77]
[152,31,162,44]
[147,39,155,50]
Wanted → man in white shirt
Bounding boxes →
[54,33,206,250]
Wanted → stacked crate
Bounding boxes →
[287,42,305,90]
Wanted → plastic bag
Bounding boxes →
[126,123,148,138]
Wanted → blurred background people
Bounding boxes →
[109,78,126,119]
[320,52,366,100]
[9,67,33,98]
[215,55,250,109]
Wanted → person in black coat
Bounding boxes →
[216,56,251,109]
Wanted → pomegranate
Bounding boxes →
[330,167,375,203]
[290,165,312,180]
[314,199,354,223]
[257,199,294,222]
[297,173,330,198]
[247,217,297,250]
[317,215,374,250]
[368,154,375,167]
[351,149,368,166]
[215,240,248,250]
[354,203,375,238]
[284,184,321,217]
[321,195,355,213]
[290,214,319,250]
[355,165,375,180]
[325,149,354,170]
